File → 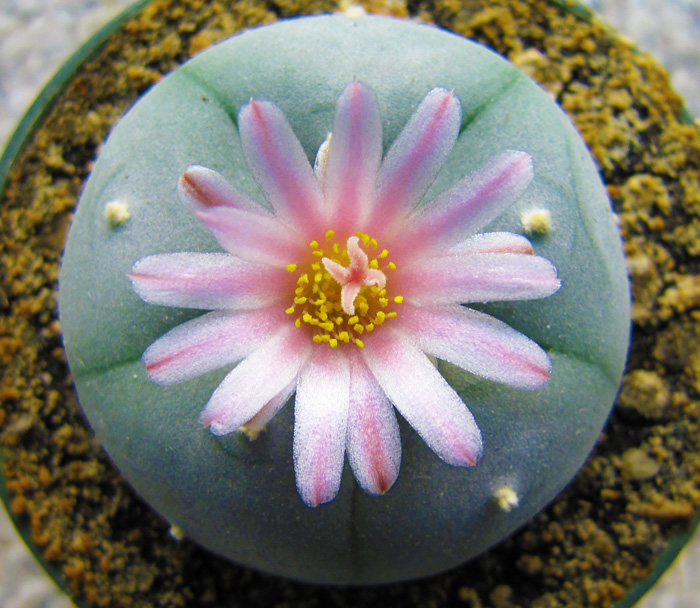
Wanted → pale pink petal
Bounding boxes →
[130,253,292,309]
[238,99,325,234]
[391,151,533,259]
[143,307,285,385]
[371,88,461,233]
[345,351,400,495]
[323,80,383,231]
[178,165,265,215]
[398,252,561,305]
[293,349,351,507]
[192,206,304,268]
[397,303,552,389]
[200,324,311,435]
[243,379,296,430]
[449,231,534,255]
[362,328,482,467]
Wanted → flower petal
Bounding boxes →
[200,324,311,435]
[393,151,533,259]
[179,165,266,215]
[449,231,534,255]
[345,352,400,496]
[243,379,297,430]
[294,349,351,507]
[398,252,561,305]
[371,88,461,233]
[362,328,482,467]
[130,252,292,310]
[323,80,383,231]
[238,98,325,234]
[192,206,304,268]
[398,303,552,389]
[142,307,285,385]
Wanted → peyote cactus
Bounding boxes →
[59,14,630,584]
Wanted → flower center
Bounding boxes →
[285,231,402,348]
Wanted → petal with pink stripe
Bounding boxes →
[130,252,291,310]
[238,99,325,234]
[142,307,285,385]
[362,328,482,468]
[346,351,400,496]
[199,324,311,436]
[397,303,552,389]
[323,80,383,231]
[371,88,461,233]
[178,165,266,215]
[448,231,534,255]
[294,349,351,507]
[399,252,561,305]
[243,379,297,430]
[393,151,533,259]
[192,205,304,268]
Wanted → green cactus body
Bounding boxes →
[59,14,630,584]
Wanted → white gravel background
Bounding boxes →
[1,1,699,607]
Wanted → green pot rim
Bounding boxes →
[0,1,698,606]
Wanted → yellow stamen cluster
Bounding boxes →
[285,230,401,348]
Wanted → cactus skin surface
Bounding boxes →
[59,15,630,584]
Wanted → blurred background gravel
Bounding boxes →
[1,1,699,606]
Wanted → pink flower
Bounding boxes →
[130,81,561,507]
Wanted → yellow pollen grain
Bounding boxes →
[394,296,404,303]
[335,316,343,325]
[375,311,386,324]
[314,272,323,283]
[303,313,313,323]
[320,321,334,331]
[370,238,378,248]
[294,296,307,304]
[365,323,374,332]
[329,338,338,348]
[348,315,359,325]
[326,230,335,240]
[388,262,396,270]
[369,259,379,269]
[358,302,369,315]
[310,240,319,248]
[312,250,324,257]
[355,339,365,348]
[379,297,389,307]
[387,312,398,318]
[298,274,309,285]
[286,263,297,272]
[285,306,296,314]
[311,262,321,271]
[339,331,350,342]
[295,318,301,328]
[379,249,388,258]
[353,324,365,333]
